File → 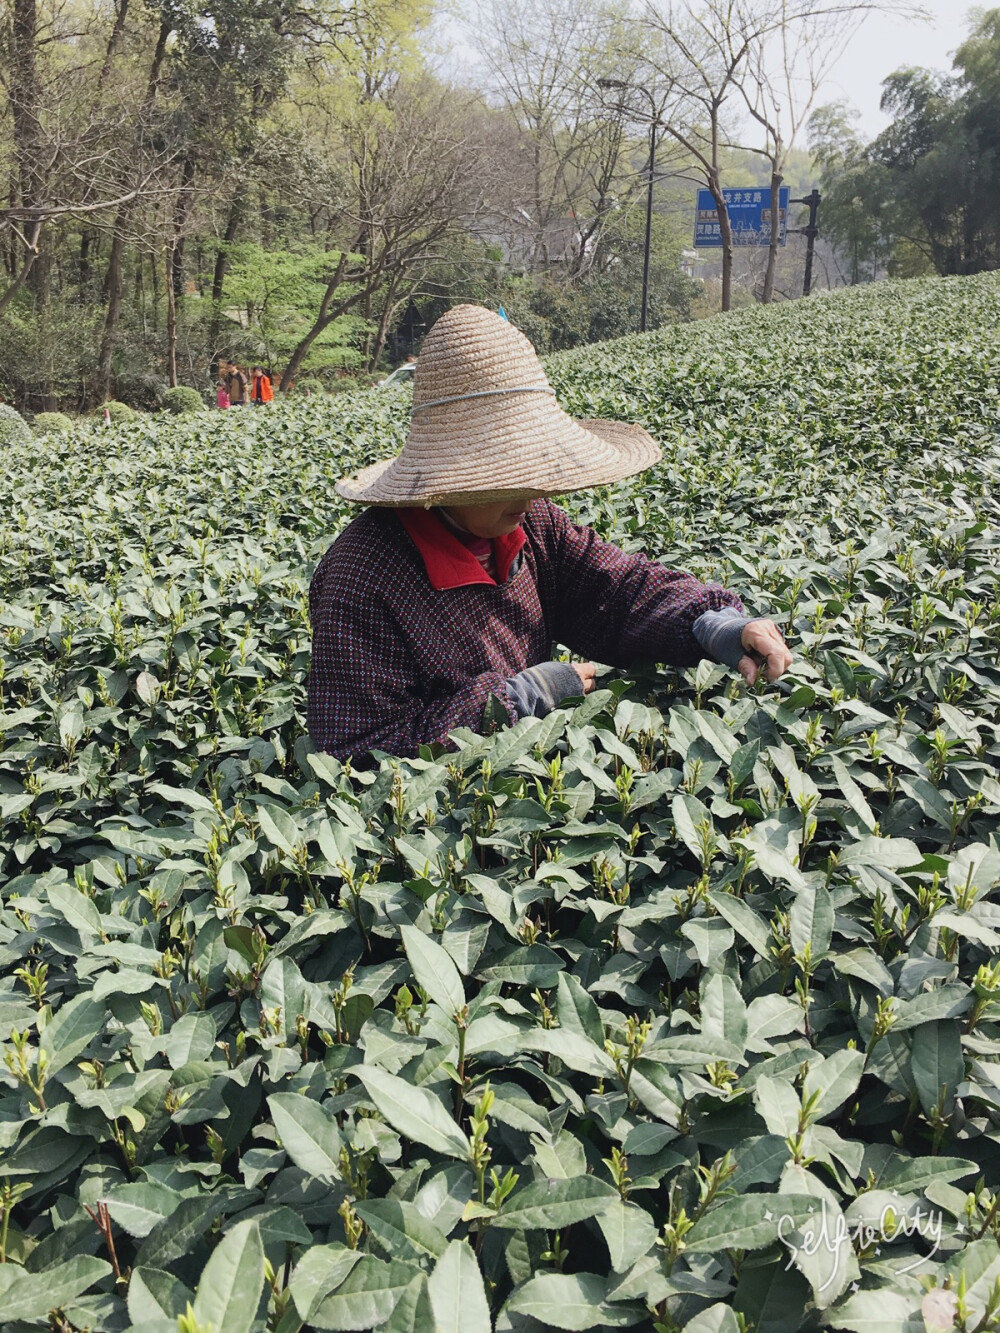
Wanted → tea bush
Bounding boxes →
[31,412,74,436]
[101,400,137,423]
[161,386,206,415]
[1,274,1000,1333]
[0,402,32,446]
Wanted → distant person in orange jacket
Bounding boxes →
[252,366,274,405]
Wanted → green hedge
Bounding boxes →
[102,400,136,422]
[161,385,206,414]
[1,274,1000,1332]
[0,402,32,445]
[31,411,74,435]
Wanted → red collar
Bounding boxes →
[394,508,526,590]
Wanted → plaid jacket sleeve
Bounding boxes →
[534,501,745,668]
[307,581,517,760]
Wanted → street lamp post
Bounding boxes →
[598,77,659,334]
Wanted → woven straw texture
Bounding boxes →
[336,305,661,506]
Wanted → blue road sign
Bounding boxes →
[694,186,789,247]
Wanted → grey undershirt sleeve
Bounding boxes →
[507,614,759,718]
[505,661,583,719]
[692,606,759,670]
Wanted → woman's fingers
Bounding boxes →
[739,619,794,684]
[738,655,759,686]
[573,661,597,694]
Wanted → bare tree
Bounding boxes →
[4,0,44,289]
[467,0,655,278]
[0,176,173,318]
[737,0,919,302]
[92,18,173,400]
[643,0,923,311]
[0,6,176,329]
[640,0,767,312]
[277,77,495,389]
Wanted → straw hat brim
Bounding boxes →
[336,415,661,507]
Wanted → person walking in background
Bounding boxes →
[216,380,230,409]
[252,366,274,405]
[227,363,249,407]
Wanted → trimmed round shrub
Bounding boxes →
[32,411,73,435]
[161,385,205,415]
[0,403,32,446]
[328,374,379,395]
[102,401,136,422]
[295,376,326,396]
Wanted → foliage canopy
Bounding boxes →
[1,274,1000,1330]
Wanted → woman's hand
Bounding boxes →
[738,619,793,685]
[572,662,597,694]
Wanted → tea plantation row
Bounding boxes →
[1,273,999,1332]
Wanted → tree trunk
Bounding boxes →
[171,158,195,300]
[97,0,129,90]
[10,0,44,292]
[171,238,184,298]
[369,275,402,371]
[93,21,170,403]
[761,168,783,304]
[360,230,374,362]
[80,229,92,290]
[208,186,245,357]
[4,180,15,278]
[28,240,50,307]
[0,219,42,318]
[164,158,194,387]
[707,172,734,313]
[74,0,131,289]
[13,0,51,320]
[279,253,358,391]
[96,228,126,399]
[720,219,733,312]
[166,244,178,386]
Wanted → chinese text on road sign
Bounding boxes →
[694,187,789,247]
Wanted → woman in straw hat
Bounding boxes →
[309,305,791,760]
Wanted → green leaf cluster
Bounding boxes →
[1,273,1000,1331]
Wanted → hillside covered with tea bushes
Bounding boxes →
[1,274,1000,1332]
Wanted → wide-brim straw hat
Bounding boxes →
[335,304,660,506]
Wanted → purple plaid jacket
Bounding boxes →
[307,500,743,760]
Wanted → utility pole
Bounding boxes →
[789,189,821,296]
[641,117,655,333]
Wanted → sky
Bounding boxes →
[823,0,976,135]
[436,1,980,142]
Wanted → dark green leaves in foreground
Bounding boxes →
[2,273,1000,1331]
